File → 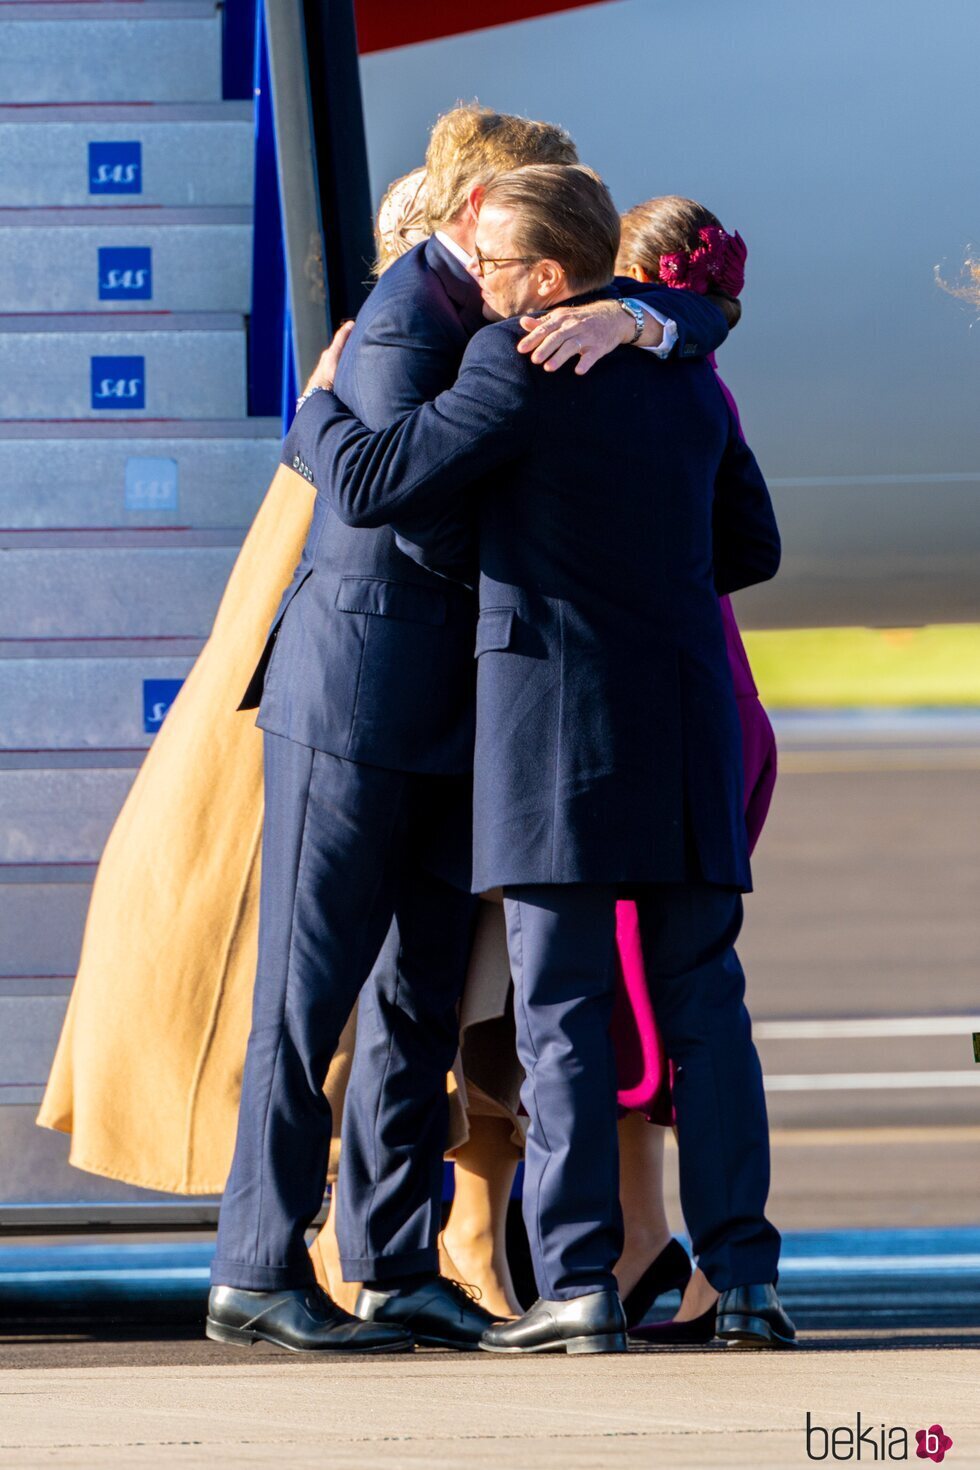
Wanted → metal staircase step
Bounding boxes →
[0,103,254,206]
[1,543,239,637]
[0,655,199,749]
[0,883,91,978]
[0,420,280,529]
[0,3,222,104]
[0,313,246,418]
[0,993,69,1103]
[0,765,136,864]
[0,208,252,313]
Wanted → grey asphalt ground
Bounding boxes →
[2,728,978,1468]
[1,1344,978,1470]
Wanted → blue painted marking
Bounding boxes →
[91,356,145,411]
[88,141,142,195]
[143,678,184,734]
[98,247,152,301]
[125,457,178,512]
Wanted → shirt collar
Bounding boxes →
[434,229,474,271]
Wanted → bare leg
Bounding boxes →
[614,1113,673,1297]
[615,1113,721,1320]
[308,1190,361,1313]
[675,1265,721,1321]
[441,1115,523,1318]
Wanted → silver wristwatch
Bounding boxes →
[617,297,646,344]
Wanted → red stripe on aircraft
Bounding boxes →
[354,0,612,54]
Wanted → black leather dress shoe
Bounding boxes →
[355,1276,500,1350]
[480,1289,628,1356]
[715,1282,796,1348]
[630,1303,718,1345]
[622,1238,692,1330]
[206,1284,413,1354]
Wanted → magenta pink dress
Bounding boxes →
[611,369,776,1120]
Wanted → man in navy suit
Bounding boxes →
[208,107,733,1355]
[287,162,793,1355]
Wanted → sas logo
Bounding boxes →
[88,141,142,195]
[124,456,178,512]
[98,247,152,301]
[143,679,185,734]
[91,356,145,411]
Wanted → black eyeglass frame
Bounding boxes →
[473,244,537,278]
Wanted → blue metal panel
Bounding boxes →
[247,4,287,421]
[222,0,258,101]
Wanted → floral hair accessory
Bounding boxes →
[658,227,747,297]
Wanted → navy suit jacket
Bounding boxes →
[293,287,780,891]
[244,237,730,777]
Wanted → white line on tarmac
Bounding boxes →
[755,1016,980,1040]
[769,473,980,486]
[764,1070,980,1091]
[777,1254,980,1272]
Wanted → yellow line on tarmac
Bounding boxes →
[768,1125,980,1146]
[779,749,980,774]
[664,1126,980,1149]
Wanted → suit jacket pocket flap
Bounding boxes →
[336,575,447,626]
[475,607,516,656]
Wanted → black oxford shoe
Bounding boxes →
[355,1276,500,1350]
[480,1289,628,1356]
[715,1282,797,1348]
[206,1284,413,1354]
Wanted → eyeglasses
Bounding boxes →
[473,244,535,278]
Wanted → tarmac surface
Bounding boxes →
[1,715,978,1467]
[1,1337,978,1469]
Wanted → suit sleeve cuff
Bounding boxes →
[636,301,678,359]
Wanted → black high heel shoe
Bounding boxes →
[622,1238,692,1330]
[630,1302,718,1345]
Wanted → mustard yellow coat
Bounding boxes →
[37,464,507,1193]
[37,469,341,1191]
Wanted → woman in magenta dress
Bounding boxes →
[610,196,777,1339]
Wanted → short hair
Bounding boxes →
[481,164,620,293]
[424,103,578,231]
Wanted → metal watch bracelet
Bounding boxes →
[295,384,328,414]
[617,297,647,345]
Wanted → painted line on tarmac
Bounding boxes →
[0,1267,211,1284]
[769,473,980,486]
[768,1124,980,1145]
[777,1254,980,1272]
[756,1016,980,1040]
[779,750,980,773]
[765,1070,980,1091]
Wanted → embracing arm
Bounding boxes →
[712,410,781,595]
[294,323,534,532]
[517,281,728,375]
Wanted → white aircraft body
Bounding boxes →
[356,0,980,628]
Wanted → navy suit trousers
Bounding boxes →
[502,882,780,1301]
[211,732,476,1290]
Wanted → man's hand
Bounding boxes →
[300,319,355,397]
[516,299,664,376]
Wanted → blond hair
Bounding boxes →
[424,102,577,231]
[481,164,620,293]
[374,167,428,275]
[936,253,980,307]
